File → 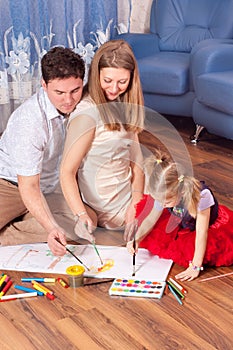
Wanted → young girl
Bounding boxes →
[126,151,233,281]
[60,40,145,243]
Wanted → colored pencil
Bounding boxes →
[169,277,187,294]
[66,247,90,271]
[199,271,233,282]
[168,285,183,305]
[167,280,185,299]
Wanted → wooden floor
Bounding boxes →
[0,116,232,350]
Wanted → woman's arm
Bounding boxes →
[60,115,96,239]
[125,134,144,210]
[124,133,145,237]
[126,206,163,252]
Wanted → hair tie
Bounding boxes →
[178,175,184,183]
[156,159,162,164]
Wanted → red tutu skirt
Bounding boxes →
[136,195,233,268]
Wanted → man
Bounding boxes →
[0,47,85,256]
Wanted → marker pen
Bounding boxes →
[0,292,38,302]
[21,278,56,283]
[14,284,44,296]
[0,279,13,297]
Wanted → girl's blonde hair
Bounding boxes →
[87,39,144,132]
[145,151,201,217]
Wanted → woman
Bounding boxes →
[60,40,145,242]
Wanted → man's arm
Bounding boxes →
[17,174,67,255]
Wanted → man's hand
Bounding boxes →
[47,227,67,256]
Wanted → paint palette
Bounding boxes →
[109,278,166,299]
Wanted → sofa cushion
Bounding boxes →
[196,71,233,115]
[155,0,233,52]
[138,52,190,95]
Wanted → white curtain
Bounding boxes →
[0,0,119,133]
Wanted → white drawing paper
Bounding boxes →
[0,243,173,281]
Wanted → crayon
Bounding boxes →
[21,278,56,283]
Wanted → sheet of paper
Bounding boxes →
[0,243,173,281]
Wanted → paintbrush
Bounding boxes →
[132,238,136,276]
[92,241,104,265]
[66,247,90,271]
[132,224,138,277]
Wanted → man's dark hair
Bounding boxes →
[41,46,85,84]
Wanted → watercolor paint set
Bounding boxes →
[109,278,166,299]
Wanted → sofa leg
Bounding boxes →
[191,124,205,144]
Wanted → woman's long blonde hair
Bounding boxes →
[145,151,201,217]
[87,39,144,132]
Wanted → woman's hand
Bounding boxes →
[74,213,96,243]
[124,218,138,242]
[123,197,139,241]
[175,266,200,281]
[125,201,137,225]
[126,239,139,255]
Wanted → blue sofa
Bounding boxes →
[117,0,233,118]
[192,41,233,141]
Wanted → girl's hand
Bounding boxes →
[175,266,200,281]
[126,239,139,255]
[74,214,96,243]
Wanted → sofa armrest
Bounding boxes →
[191,38,233,56]
[115,33,160,59]
[191,42,233,90]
